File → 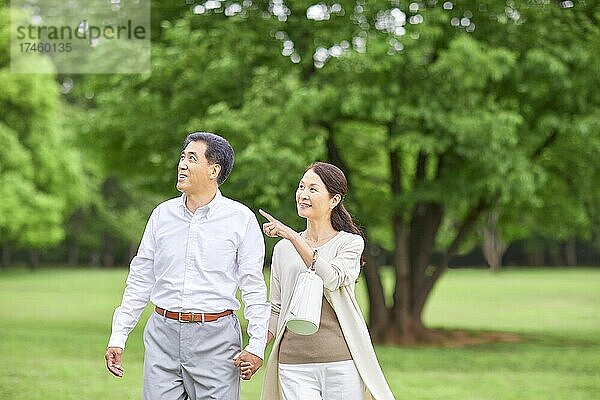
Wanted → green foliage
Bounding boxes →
[59,1,599,264]
[2,0,598,267]
[0,8,89,249]
[200,68,326,226]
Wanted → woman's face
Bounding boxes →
[296,169,339,220]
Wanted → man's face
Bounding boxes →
[176,141,220,195]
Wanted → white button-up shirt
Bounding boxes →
[108,190,269,358]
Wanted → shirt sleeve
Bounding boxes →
[107,208,157,349]
[268,244,281,336]
[313,235,364,291]
[236,213,269,359]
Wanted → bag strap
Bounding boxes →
[309,249,318,272]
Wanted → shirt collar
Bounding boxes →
[180,189,222,218]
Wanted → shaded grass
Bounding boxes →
[0,267,599,399]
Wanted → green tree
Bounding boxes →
[0,7,89,266]
[296,1,600,341]
[70,1,600,342]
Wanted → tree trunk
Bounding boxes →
[124,242,137,265]
[409,202,445,322]
[29,249,40,270]
[103,234,115,267]
[68,209,82,266]
[378,125,447,344]
[2,242,11,268]
[548,245,563,266]
[387,136,424,343]
[481,211,507,272]
[390,314,426,345]
[90,250,101,267]
[528,247,545,266]
[565,238,577,266]
[68,240,80,266]
[380,201,445,344]
[391,218,413,342]
[362,242,390,342]
[390,197,489,344]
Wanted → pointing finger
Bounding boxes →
[259,209,276,223]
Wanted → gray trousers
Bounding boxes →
[142,311,242,400]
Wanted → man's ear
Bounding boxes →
[210,164,221,181]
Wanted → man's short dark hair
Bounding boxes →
[183,132,234,185]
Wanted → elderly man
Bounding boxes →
[105,132,269,400]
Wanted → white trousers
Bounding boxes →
[278,360,365,400]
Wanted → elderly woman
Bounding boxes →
[256,162,394,400]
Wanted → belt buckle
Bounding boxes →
[178,312,194,323]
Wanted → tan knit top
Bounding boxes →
[279,295,352,364]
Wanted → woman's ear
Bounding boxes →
[331,194,341,209]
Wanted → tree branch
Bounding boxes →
[412,131,558,315]
[531,130,558,160]
[409,201,443,307]
[435,149,450,180]
[321,122,352,174]
[416,151,427,182]
[444,198,491,265]
[388,120,403,196]
[413,197,492,315]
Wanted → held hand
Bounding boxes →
[105,347,124,378]
[233,351,263,380]
[259,209,296,240]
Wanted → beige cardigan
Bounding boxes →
[261,231,395,400]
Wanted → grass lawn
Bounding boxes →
[0,267,599,399]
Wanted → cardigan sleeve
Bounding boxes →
[314,234,364,291]
[268,242,282,336]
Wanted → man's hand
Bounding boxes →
[105,347,124,377]
[233,351,263,380]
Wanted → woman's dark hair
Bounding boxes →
[306,162,363,239]
[183,132,234,185]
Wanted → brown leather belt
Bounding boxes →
[155,306,233,323]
